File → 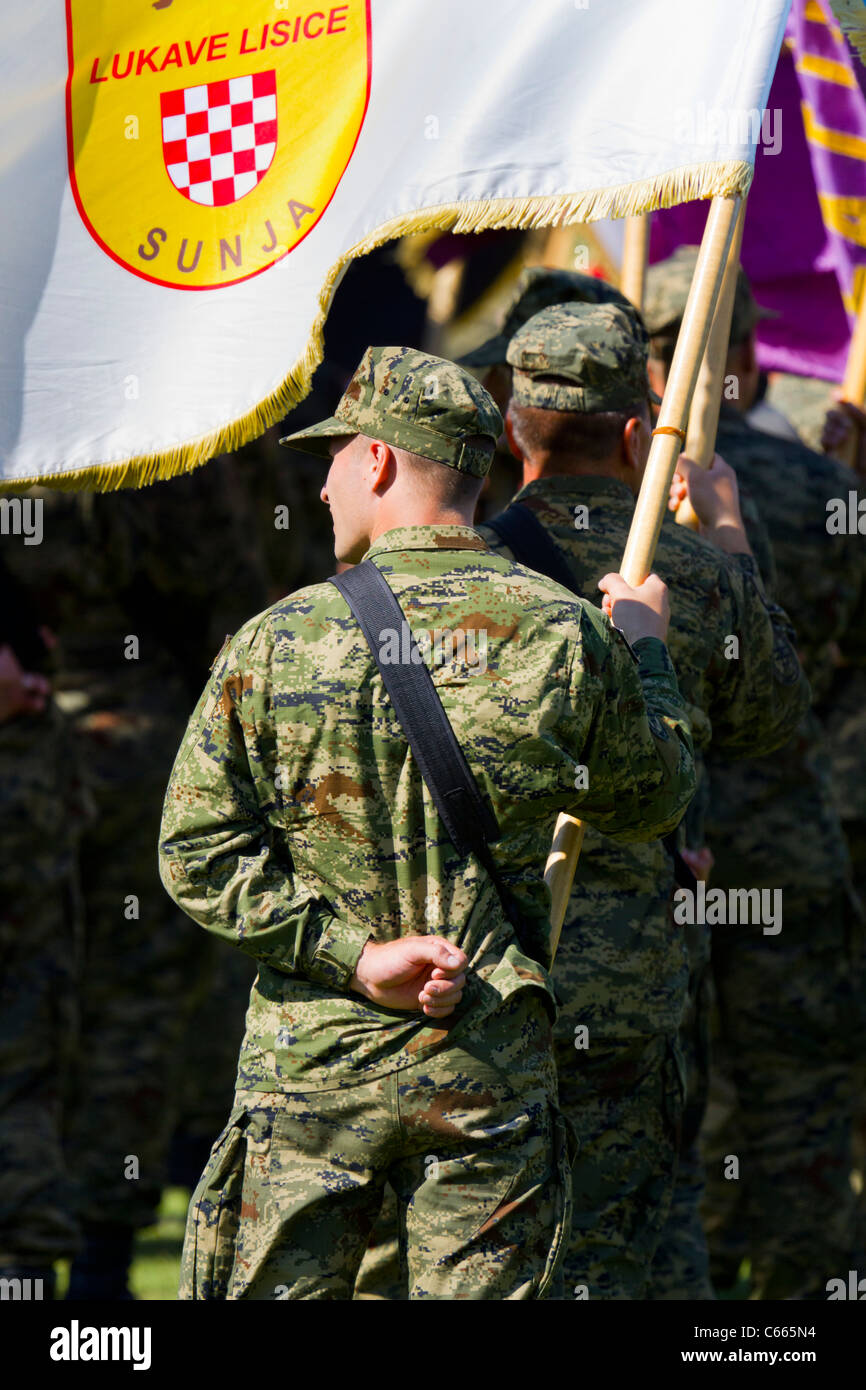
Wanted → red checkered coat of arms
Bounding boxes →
[160,71,278,207]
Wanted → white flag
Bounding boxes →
[0,0,791,489]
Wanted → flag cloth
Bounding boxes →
[1,0,790,490]
[651,0,866,382]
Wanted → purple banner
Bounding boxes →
[651,1,866,382]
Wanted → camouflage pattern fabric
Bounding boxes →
[281,345,503,476]
[507,303,657,413]
[458,264,643,369]
[481,482,806,1299]
[159,524,697,1088]
[160,520,697,1297]
[698,407,866,1298]
[3,471,267,1233]
[0,701,86,1266]
[643,245,775,346]
[180,992,574,1300]
[483,479,808,1042]
[555,1032,683,1299]
[700,886,866,1299]
[765,371,835,453]
[648,944,716,1299]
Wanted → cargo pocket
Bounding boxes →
[180,1108,250,1301]
[535,1105,578,1300]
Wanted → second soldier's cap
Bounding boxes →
[459,266,642,368]
[280,345,502,477]
[507,302,659,413]
[643,245,776,344]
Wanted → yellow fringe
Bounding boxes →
[829,0,866,59]
[2,158,752,494]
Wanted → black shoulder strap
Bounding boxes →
[485,502,581,595]
[329,560,539,958]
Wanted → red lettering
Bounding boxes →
[89,57,108,84]
[261,23,269,47]
[160,43,183,71]
[111,52,134,80]
[184,37,208,65]
[239,28,257,55]
[136,47,160,76]
[271,21,291,47]
[293,17,302,41]
[304,12,325,38]
[261,220,279,254]
[208,32,229,60]
[328,6,349,34]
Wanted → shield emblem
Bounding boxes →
[66,2,371,290]
[160,72,278,208]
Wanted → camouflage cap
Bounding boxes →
[507,302,656,413]
[280,345,502,477]
[459,266,643,368]
[643,245,776,345]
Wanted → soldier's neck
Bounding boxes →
[522,453,638,494]
[368,502,478,544]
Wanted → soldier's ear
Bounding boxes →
[504,407,523,463]
[367,439,397,494]
[622,415,647,472]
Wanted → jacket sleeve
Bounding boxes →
[702,552,811,757]
[559,609,696,843]
[158,627,371,989]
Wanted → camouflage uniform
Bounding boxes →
[0,558,88,1278]
[160,346,697,1300]
[646,251,866,1300]
[479,303,807,1301]
[3,467,266,1290]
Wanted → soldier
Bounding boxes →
[3,466,267,1299]
[474,302,808,1300]
[644,248,866,1300]
[0,559,85,1298]
[159,345,697,1301]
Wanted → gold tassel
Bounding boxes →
[3,158,754,494]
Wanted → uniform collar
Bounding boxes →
[363,524,489,561]
[513,474,635,508]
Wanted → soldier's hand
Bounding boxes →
[822,400,866,476]
[668,454,752,556]
[0,644,50,723]
[350,936,468,1017]
[597,573,670,645]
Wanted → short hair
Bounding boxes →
[509,401,648,465]
[394,439,490,506]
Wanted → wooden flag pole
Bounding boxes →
[621,214,651,312]
[545,193,742,963]
[676,198,748,529]
[833,289,866,470]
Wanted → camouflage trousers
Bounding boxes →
[649,936,715,1300]
[180,991,574,1300]
[555,1032,685,1300]
[701,885,866,1299]
[0,705,85,1266]
[63,701,209,1231]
